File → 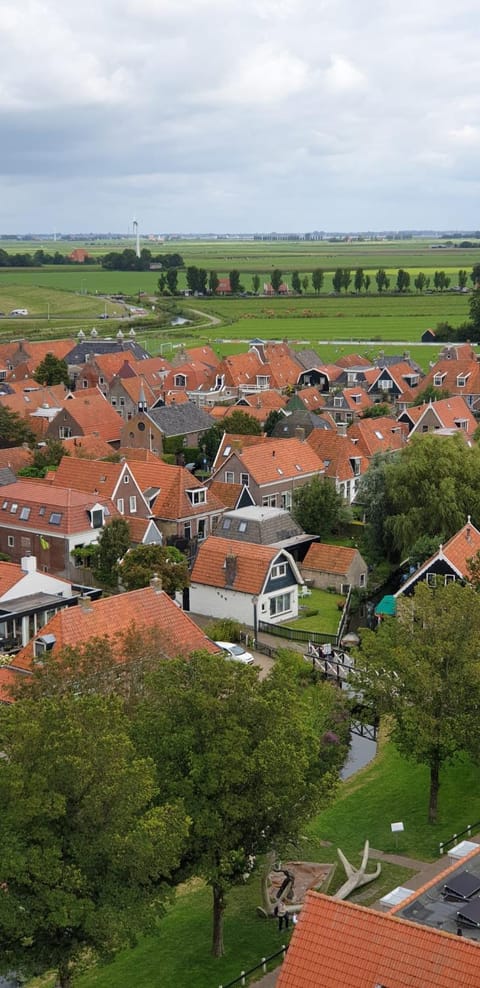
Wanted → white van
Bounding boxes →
[10,308,28,316]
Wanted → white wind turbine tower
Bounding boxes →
[133,218,140,259]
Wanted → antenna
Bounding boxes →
[133,218,140,259]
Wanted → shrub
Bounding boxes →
[203,618,243,642]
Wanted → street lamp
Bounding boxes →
[252,596,258,646]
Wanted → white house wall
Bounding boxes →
[189,584,299,626]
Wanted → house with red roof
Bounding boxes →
[209,436,324,511]
[0,478,117,579]
[276,890,480,988]
[398,395,477,439]
[302,542,367,592]
[189,535,303,629]
[49,457,151,520]
[306,429,368,503]
[347,416,408,459]
[1,585,221,701]
[44,391,123,446]
[395,518,480,599]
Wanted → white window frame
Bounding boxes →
[129,496,137,513]
[262,494,278,508]
[271,562,287,579]
[7,535,14,547]
[117,497,125,513]
[225,471,235,483]
[269,592,291,617]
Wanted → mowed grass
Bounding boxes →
[280,589,344,637]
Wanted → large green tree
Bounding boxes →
[166,268,178,294]
[33,353,69,387]
[223,409,262,435]
[120,544,189,595]
[375,268,389,293]
[0,695,188,987]
[0,405,35,448]
[134,651,348,957]
[383,434,480,557]
[229,270,241,294]
[357,582,480,822]
[270,269,283,293]
[292,475,351,539]
[355,452,396,562]
[92,517,131,587]
[311,268,324,294]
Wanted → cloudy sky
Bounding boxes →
[2,0,480,234]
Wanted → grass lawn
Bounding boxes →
[280,588,344,637]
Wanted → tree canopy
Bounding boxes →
[0,405,35,448]
[133,651,348,956]
[33,353,69,387]
[357,581,480,821]
[120,544,189,595]
[292,475,351,539]
[92,517,131,587]
[223,409,262,435]
[0,694,188,987]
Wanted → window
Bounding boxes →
[129,495,137,513]
[333,396,343,407]
[19,507,30,520]
[82,379,88,389]
[225,471,234,483]
[262,494,277,508]
[99,376,105,385]
[7,535,14,548]
[360,573,366,588]
[433,374,445,387]
[184,522,191,540]
[280,491,292,510]
[238,521,247,533]
[271,562,287,579]
[174,374,186,387]
[117,497,124,513]
[119,397,125,406]
[39,506,46,516]
[269,593,291,617]
[1,500,7,510]
[90,509,104,528]
[240,473,249,486]
[444,574,455,584]
[198,519,206,540]
[222,517,231,530]
[10,503,18,514]
[223,445,231,457]
[59,426,72,439]
[427,572,437,587]
[341,583,350,594]
[377,378,392,390]
[188,489,206,505]
[123,474,129,483]
[49,512,62,525]
[111,398,117,406]
[457,376,466,387]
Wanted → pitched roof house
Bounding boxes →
[396,518,480,598]
[120,404,213,454]
[276,891,480,988]
[398,396,477,439]
[189,536,303,630]
[347,416,408,459]
[301,542,368,592]
[209,436,324,511]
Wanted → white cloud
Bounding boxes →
[324,55,367,93]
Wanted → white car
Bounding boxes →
[214,641,255,665]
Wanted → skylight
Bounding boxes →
[49,512,62,525]
[374,431,384,440]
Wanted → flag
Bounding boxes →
[40,536,50,550]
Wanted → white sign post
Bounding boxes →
[391,821,405,850]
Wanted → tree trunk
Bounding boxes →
[429,757,440,824]
[58,964,73,988]
[212,883,225,958]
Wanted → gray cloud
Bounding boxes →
[2,0,480,231]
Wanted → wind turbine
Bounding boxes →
[133,218,140,259]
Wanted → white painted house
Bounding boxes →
[189,535,303,632]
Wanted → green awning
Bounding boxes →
[375,595,396,617]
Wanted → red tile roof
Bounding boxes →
[50,457,126,499]
[348,416,408,457]
[306,431,367,483]
[207,480,245,509]
[191,536,281,594]
[404,396,477,437]
[222,437,324,485]
[277,891,480,988]
[54,392,123,442]
[127,461,225,520]
[303,542,359,575]
[0,561,29,598]
[0,479,117,536]
[0,668,18,703]
[295,387,326,411]
[13,587,220,669]
[0,446,33,473]
[61,435,115,459]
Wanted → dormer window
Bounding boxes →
[187,488,206,505]
[434,373,446,387]
[457,375,467,387]
[333,396,343,407]
[174,374,187,387]
[88,504,104,528]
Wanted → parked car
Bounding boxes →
[214,641,255,665]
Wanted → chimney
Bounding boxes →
[466,514,472,542]
[150,573,163,594]
[295,426,305,442]
[224,553,237,587]
[21,552,37,574]
[78,595,93,613]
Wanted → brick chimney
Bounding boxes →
[78,595,93,613]
[224,553,237,587]
[150,573,163,594]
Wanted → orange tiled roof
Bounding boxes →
[50,458,125,499]
[294,388,326,411]
[191,536,280,594]
[218,351,264,388]
[127,461,225,520]
[306,431,367,483]
[117,447,162,463]
[434,521,480,578]
[335,353,373,368]
[12,587,220,670]
[207,480,244,509]
[348,416,407,457]
[0,446,33,473]
[222,437,324,485]
[277,891,480,988]
[241,390,287,411]
[406,396,477,437]
[61,435,115,459]
[0,479,117,536]
[343,387,373,413]
[0,561,28,598]
[0,668,17,703]
[0,385,65,419]
[212,433,267,470]
[55,392,123,442]
[303,542,359,575]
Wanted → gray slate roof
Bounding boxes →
[66,340,151,366]
[146,404,213,437]
[215,506,307,546]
